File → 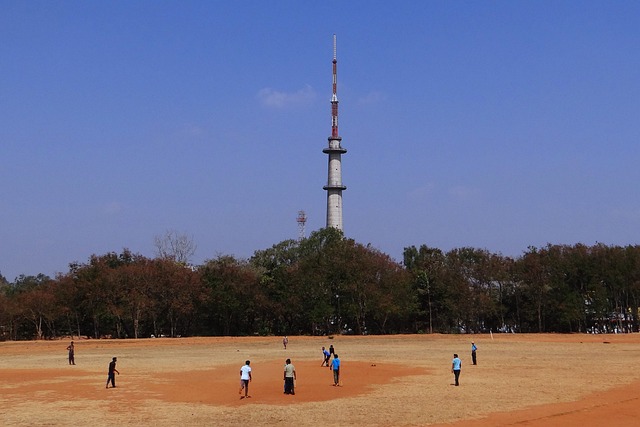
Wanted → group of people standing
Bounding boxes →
[451,341,478,386]
[321,344,341,386]
[239,341,341,400]
[66,337,474,395]
[239,339,343,400]
[238,358,298,399]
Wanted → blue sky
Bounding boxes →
[1,1,639,281]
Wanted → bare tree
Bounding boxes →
[153,230,197,265]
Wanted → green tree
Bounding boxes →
[200,255,260,336]
[404,245,453,333]
[250,239,302,334]
[514,246,554,332]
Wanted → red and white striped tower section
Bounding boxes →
[323,34,347,231]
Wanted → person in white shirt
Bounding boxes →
[239,360,252,399]
[283,358,296,395]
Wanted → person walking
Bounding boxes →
[321,346,331,367]
[331,353,341,386]
[66,341,75,365]
[471,342,478,365]
[283,358,296,395]
[451,353,461,386]
[239,360,252,399]
[105,357,119,388]
[283,336,288,350]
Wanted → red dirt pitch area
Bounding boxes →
[1,334,640,426]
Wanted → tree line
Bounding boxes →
[1,228,639,340]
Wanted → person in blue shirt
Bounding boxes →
[471,342,478,365]
[321,346,331,367]
[451,354,461,386]
[331,353,341,386]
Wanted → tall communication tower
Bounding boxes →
[323,34,347,231]
[296,210,307,241]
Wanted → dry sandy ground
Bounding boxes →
[1,334,640,426]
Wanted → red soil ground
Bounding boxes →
[2,334,640,426]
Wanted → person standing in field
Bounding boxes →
[471,342,477,365]
[283,358,296,395]
[283,336,288,349]
[239,360,252,399]
[451,353,461,386]
[321,346,331,367]
[66,341,75,365]
[329,344,335,357]
[331,353,341,386]
[106,357,119,388]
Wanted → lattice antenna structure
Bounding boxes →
[331,34,339,138]
[296,210,307,241]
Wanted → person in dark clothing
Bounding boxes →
[66,341,75,365]
[106,357,119,389]
[471,342,478,365]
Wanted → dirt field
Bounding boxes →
[1,333,640,426]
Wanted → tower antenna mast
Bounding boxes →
[323,34,347,231]
[331,34,339,138]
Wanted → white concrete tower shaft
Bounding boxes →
[323,34,347,231]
